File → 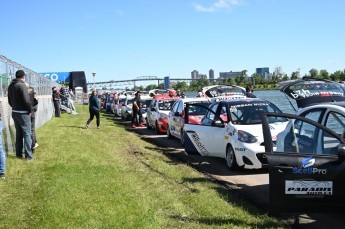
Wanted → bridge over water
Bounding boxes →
[87,76,214,89]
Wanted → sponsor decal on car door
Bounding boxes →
[262,112,345,213]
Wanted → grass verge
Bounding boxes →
[0,104,286,228]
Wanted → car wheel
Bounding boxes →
[167,125,173,138]
[225,145,239,170]
[155,121,161,134]
[146,118,151,129]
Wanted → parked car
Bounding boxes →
[167,97,212,143]
[182,98,288,170]
[105,95,115,113]
[120,98,134,121]
[146,97,180,134]
[113,96,127,117]
[140,97,153,125]
[260,77,345,214]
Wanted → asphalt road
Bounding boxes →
[113,115,345,229]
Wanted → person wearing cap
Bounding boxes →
[52,86,61,117]
[84,89,100,129]
[8,70,34,160]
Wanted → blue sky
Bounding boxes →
[1,0,344,87]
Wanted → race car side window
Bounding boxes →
[171,101,179,113]
[325,112,345,137]
[177,101,183,113]
[201,104,218,126]
[299,109,324,123]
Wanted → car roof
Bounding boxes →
[219,98,271,105]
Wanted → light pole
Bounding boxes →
[92,72,96,90]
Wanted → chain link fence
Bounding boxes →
[0,55,61,155]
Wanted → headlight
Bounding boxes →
[160,113,168,119]
[238,130,257,143]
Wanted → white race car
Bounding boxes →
[182,98,288,170]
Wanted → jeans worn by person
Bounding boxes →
[12,112,33,159]
[0,121,6,178]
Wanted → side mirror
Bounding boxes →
[338,144,345,160]
[212,120,224,128]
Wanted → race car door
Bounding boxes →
[183,103,227,157]
[262,113,345,214]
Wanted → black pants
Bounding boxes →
[53,100,61,117]
[88,109,100,127]
[31,112,37,148]
[132,109,138,125]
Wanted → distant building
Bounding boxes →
[219,71,242,79]
[191,70,199,79]
[199,74,207,79]
[256,67,270,78]
[209,69,214,83]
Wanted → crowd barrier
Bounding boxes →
[0,55,61,155]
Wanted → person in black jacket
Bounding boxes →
[52,87,61,117]
[28,87,39,150]
[84,90,100,129]
[8,70,33,160]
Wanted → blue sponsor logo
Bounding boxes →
[292,156,327,175]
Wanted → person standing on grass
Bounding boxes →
[84,89,100,129]
[28,87,39,151]
[131,91,143,128]
[0,119,6,179]
[8,70,33,160]
[52,86,61,117]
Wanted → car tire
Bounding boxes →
[225,145,239,170]
[155,121,161,135]
[146,118,151,129]
[167,125,173,138]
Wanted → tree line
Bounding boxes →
[132,68,345,92]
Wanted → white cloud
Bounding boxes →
[193,0,243,12]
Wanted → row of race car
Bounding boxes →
[108,78,345,214]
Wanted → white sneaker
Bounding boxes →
[33,143,39,149]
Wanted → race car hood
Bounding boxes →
[236,121,288,143]
[278,77,345,108]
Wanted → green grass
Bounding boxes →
[0,105,286,228]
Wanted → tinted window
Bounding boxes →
[325,112,345,137]
[171,101,179,112]
[229,102,285,125]
[158,100,176,111]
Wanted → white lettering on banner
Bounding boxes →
[285,180,333,195]
[50,74,59,81]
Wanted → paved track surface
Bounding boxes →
[113,116,345,229]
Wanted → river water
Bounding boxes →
[185,90,297,114]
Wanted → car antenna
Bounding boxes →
[283,92,297,112]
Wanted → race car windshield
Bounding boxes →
[158,100,176,110]
[126,99,134,105]
[230,102,287,125]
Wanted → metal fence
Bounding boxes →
[0,55,61,155]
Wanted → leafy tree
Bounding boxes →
[309,68,319,78]
[319,69,329,79]
[291,71,299,80]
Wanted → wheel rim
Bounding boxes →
[226,147,234,168]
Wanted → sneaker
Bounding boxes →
[138,123,144,127]
[131,124,137,128]
[33,143,39,149]
[84,125,89,129]
[0,173,5,179]
[97,126,100,129]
